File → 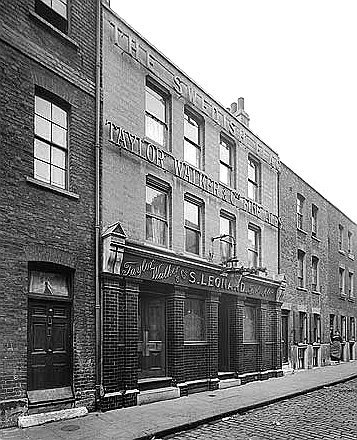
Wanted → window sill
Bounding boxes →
[312,342,321,347]
[339,249,346,256]
[312,235,321,243]
[184,342,208,346]
[243,341,259,345]
[339,294,347,300]
[29,11,79,50]
[348,296,355,302]
[296,287,308,292]
[26,176,79,200]
[312,290,321,295]
[297,227,307,235]
[297,343,308,347]
[348,253,355,261]
[143,136,169,152]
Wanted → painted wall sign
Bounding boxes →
[109,22,281,172]
[120,254,277,301]
[106,121,281,228]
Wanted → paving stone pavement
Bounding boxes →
[163,378,357,440]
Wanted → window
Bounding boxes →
[248,156,260,202]
[35,0,68,33]
[296,194,304,230]
[297,250,305,288]
[311,205,318,237]
[299,312,308,343]
[184,298,205,342]
[146,181,169,247]
[29,267,69,297]
[34,92,68,189]
[311,256,319,292]
[349,317,355,341]
[312,314,321,343]
[184,108,202,168]
[339,267,346,296]
[145,82,167,147]
[341,316,347,341]
[243,305,257,342]
[348,231,353,254]
[220,136,234,187]
[338,224,344,251]
[219,212,235,261]
[330,314,336,337]
[184,197,202,255]
[348,272,354,299]
[248,225,260,268]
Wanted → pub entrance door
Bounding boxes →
[138,294,166,379]
[281,310,289,364]
[219,296,231,372]
[28,300,72,391]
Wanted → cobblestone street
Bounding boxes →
[163,378,357,440]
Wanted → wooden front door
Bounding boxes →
[281,311,289,364]
[219,297,230,371]
[138,295,166,379]
[28,300,71,391]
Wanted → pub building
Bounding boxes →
[100,4,286,410]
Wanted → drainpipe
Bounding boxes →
[277,169,281,274]
[95,0,102,405]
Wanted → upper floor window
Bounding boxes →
[145,180,169,247]
[145,82,167,147]
[248,225,260,268]
[311,256,319,292]
[296,194,304,230]
[34,92,68,189]
[248,156,260,202]
[338,224,344,251]
[35,0,68,34]
[297,249,305,288]
[219,212,235,262]
[348,271,354,299]
[184,108,202,168]
[311,204,318,237]
[220,136,234,187]
[184,197,202,255]
[348,231,353,254]
[339,267,346,296]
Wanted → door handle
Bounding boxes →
[48,348,52,353]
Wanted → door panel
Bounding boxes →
[138,295,166,378]
[28,300,71,391]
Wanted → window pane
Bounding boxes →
[35,96,51,119]
[52,146,66,169]
[52,0,67,18]
[185,228,199,254]
[146,187,166,218]
[29,270,69,296]
[146,217,167,246]
[220,216,230,235]
[52,104,67,128]
[220,163,230,185]
[248,249,257,267]
[184,200,199,227]
[248,228,256,249]
[51,166,65,188]
[184,115,199,143]
[184,139,199,168]
[248,181,257,201]
[34,139,50,162]
[145,115,164,145]
[35,115,51,140]
[248,160,256,181]
[34,159,50,183]
[146,87,165,122]
[52,124,67,148]
[244,306,256,342]
[184,299,205,341]
[220,141,230,164]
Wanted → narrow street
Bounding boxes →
[163,378,357,440]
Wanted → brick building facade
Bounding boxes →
[279,163,357,371]
[100,5,285,410]
[0,0,98,427]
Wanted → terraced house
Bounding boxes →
[99,4,286,411]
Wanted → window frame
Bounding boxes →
[349,317,356,341]
[297,250,305,288]
[35,0,69,34]
[312,313,321,343]
[219,135,235,187]
[247,155,260,202]
[299,311,308,343]
[311,204,318,237]
[296,194,304,230]
[338,224,344,251]
[339,267,346,296]
[219,211,235,262]
[145,79,168,148]
[348,231,353,254]
[311,256,319,292]
[28,262,72,300]
[243,304,257,343]
[184,107,203,169]
[184,195,203,256]
[247,224,261,268]
[145,177,170,248]
[348,271,354,299]
[34,89,69,190]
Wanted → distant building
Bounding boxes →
[0,0,98,428]
[279,163,357,371]
[100,4,285,411]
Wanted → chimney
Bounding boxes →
[230,97,250,127]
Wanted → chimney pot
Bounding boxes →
[230,102,237,113]
[238,97,244,111]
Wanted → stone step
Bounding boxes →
[18,406,88,428]
[137,386,180,406]
[218,378,241,389]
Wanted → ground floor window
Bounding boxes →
[298,347,305,369]
[243,305,257,343]
[313,347,319,367]
[184,297,206,342]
